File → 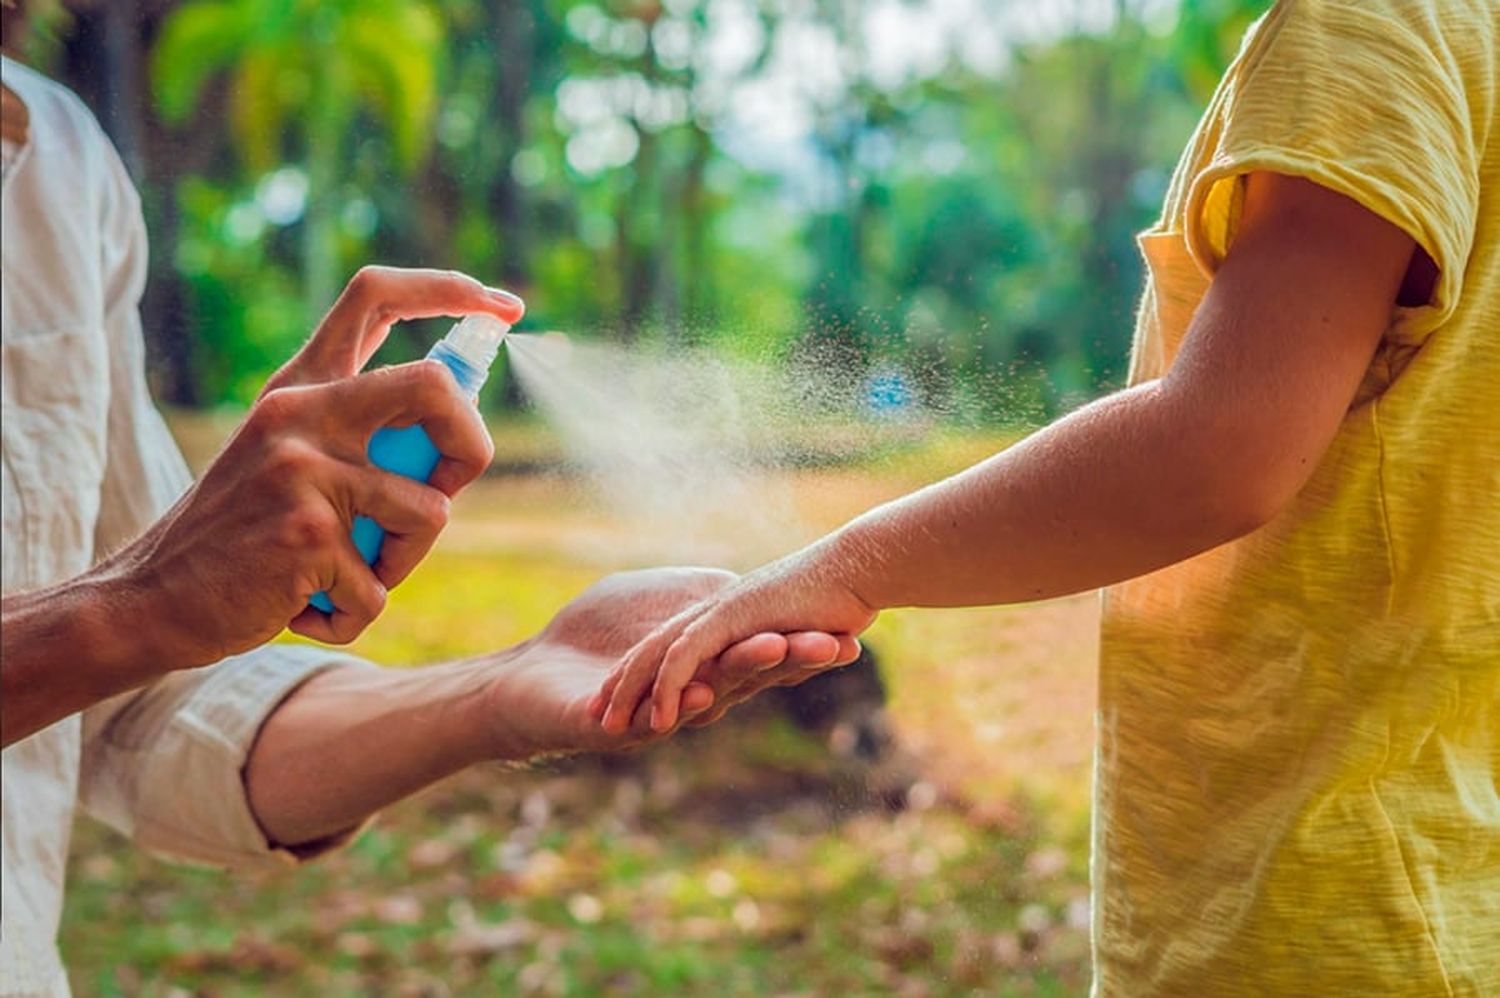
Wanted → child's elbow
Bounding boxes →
[1219,482,1290,540]
[1200,449,1310,543]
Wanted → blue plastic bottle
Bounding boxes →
[310,314,510,613]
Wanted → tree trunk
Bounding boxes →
[303,94,343,322]
[489,0,534,287]
[681,125,714,329]
[616,126,657,342]
[62,2,202,405]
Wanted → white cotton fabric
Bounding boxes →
[1,57,366,997]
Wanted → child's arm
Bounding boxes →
[594,172,1421,733]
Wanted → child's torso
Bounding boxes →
[1096,2,1500,993]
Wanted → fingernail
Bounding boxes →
[486,287,526,316]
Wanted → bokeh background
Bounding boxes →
[10,1,1266,994]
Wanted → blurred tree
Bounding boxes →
[151,0,445,317]
[1171,0,1270,101]
[28,0,1271,412]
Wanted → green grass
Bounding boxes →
[62,418,1097,996]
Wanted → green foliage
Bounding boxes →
[87,1,1271,410]
[153,0,441,170]
[1171,0,1273,101]
[152,0,446,321]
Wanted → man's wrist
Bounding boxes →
[449,648,542,765]
[87,554,200,676]
[458,640,574,765]
[4,569,168,710]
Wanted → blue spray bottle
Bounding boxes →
[310,313,510,613]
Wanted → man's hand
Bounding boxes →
[244,567,860,847]
[3,267,524,745]
[109,268,524,662]
[473,567,863,759]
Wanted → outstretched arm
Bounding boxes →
[595,172,1420,733]
[242,568,859,849]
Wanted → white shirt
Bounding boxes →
[1,58,362,997]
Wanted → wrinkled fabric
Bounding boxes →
[1096,2,1500,994]
[1,58,365,998]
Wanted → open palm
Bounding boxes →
[475,568,859,759]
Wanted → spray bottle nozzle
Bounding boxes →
[442,314,511,371]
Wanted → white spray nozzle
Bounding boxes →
[442,313,511,371]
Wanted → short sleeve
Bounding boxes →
[1184,0,1486,345]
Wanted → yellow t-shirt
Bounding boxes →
[1096,1,1499,994]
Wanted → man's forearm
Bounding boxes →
[830,379,1266,611]
[1,569,165,746]
[242,656,503,849]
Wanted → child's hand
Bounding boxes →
[589,541,877,733]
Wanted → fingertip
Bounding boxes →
[762,631,791,661]
[485,287,526,324]
[654,701,679,732]
[734,631,787,670]
[600,704,622,734]
[682,682,715,714]
[786,631,840,666]
[836,634,863,665]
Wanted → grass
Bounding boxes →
[62,418,1098,996]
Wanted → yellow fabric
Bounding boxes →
[1096,1,1500,994]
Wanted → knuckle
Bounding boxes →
[257,369,293,398]
[282,505,339,550]
[349,265,386,298]
[413,359,455,401]
[266,436,321,477]
[422,491,452,532]
[392,361,446,414]
[251,388,299,432]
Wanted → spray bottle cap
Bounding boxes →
[442,314,511,372]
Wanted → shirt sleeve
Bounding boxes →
[1183,0,1485,345]
[76,129,376,870]
[78,647,374,869]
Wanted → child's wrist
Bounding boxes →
[817,523,887,615]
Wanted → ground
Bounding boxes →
[61,418,1099,997]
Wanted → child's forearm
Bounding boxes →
[827,377,1269,610]
[598,172,1417,733]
